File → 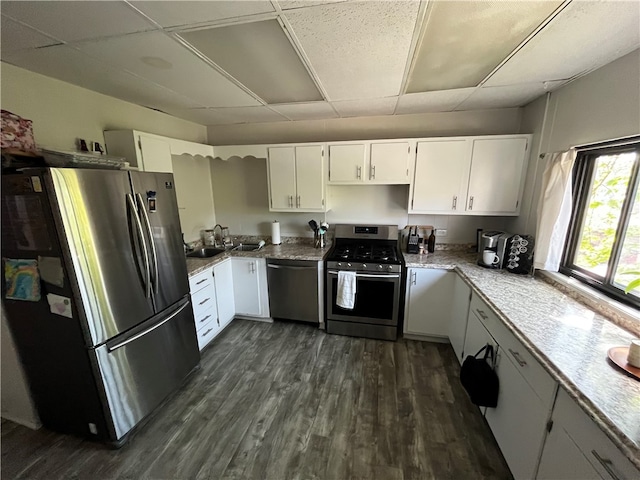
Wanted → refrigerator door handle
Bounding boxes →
[127,193,151,298]
[108,300,190,352]
[136,193,159,295]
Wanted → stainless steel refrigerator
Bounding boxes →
[1,167,200,445]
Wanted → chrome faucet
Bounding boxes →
[212,224,223,248]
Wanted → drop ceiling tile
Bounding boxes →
[455,83,565,111]
[406,1,563,93]
[485,1,640,86]
[75,31,261,108]
[0,15,60,53]
[1,1,156,43]
[131,1,275,28]
[169,106,289,125]
[396,89,476,114]
[180,20,322,104]
[278,1,347,10]
[162,108,237,126]
[332,97,398,117]
[270,102,337,120]
[285,1,420,100]
[2,44,202,112]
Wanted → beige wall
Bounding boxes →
[210,108,523,241]
[208,108,522,145]
[508,49,640,236]
[1,63,207,151]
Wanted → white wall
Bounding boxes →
[210,108,522,241]
[508,49,640,236]
[1,308,40,429]
[1,63,207,151]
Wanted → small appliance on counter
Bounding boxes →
[478,231,511,268]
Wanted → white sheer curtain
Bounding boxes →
[534,149,577,271]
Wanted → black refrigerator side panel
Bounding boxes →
[1,171,112,440]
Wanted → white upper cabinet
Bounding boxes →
[105,130,173,172]
[467,137,529,215]
[267,144,325,212]
[409,134,530,216]
[328,143,366,183]
[411,139,471,213]
[369,141,411,184]
[328,141,412,184]
[104,129,214,172]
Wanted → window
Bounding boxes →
[561,142,640,309]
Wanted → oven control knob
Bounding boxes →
[337,262,342,267]
[362,264,367,269]
[378,264,383,270]
[347,263,352,267]
[388,265,393,271]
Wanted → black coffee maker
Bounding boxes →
[478,231,511,268]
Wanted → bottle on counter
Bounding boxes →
[427,229,436,253]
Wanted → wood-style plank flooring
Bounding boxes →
[2,320,512,479]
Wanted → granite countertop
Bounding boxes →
[185,243,329,276]
[405,250,640,470]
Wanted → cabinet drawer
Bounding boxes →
[192,284,215,314]
[195,304,216,332]
[470,293,556,408]
[196,322,218,350]
[189,268,212,293]
[553,388,639,480]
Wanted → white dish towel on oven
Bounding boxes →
[336,271,357,310]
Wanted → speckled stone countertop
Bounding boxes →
[405,250,640,469]
[185,243,329,276]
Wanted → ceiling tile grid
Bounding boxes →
[0,0,638,126]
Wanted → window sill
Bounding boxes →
[538,270,640,337]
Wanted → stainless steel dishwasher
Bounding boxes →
[267,259,320,324]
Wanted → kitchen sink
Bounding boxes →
[232,243,262,252]
[186,247,225,258]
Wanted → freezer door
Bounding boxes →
[94,297,199,440]
[129,171,189,313]
[49,168,155,346]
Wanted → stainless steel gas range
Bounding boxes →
[325,224,404,341]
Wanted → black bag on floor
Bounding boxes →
[460,344,499,408]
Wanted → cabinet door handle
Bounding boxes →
[508,348,527,367]
[200,314,211,323]
[371,164,376,180]
[468,196,474,210]
[591,450,621,480]
[196,278,207,285]
[296,195,301,208]
[452,195,457,210]
[476,309,488,320]
[202,328,213,337]
[199,297,210,306]
[356,165,361,179]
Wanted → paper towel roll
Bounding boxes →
[271,221,281,245]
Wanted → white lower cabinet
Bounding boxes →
[232,257,270,318]
[189,258,236,351]
[463,292,558,479]
[449,274,471,364]
[538,388,640,480]
[213,259,235,328]
[404,269,455,338]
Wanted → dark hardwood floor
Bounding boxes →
[1,320,512,480]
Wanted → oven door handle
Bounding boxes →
[328,270,400,279]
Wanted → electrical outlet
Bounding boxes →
[436,229,447,237]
